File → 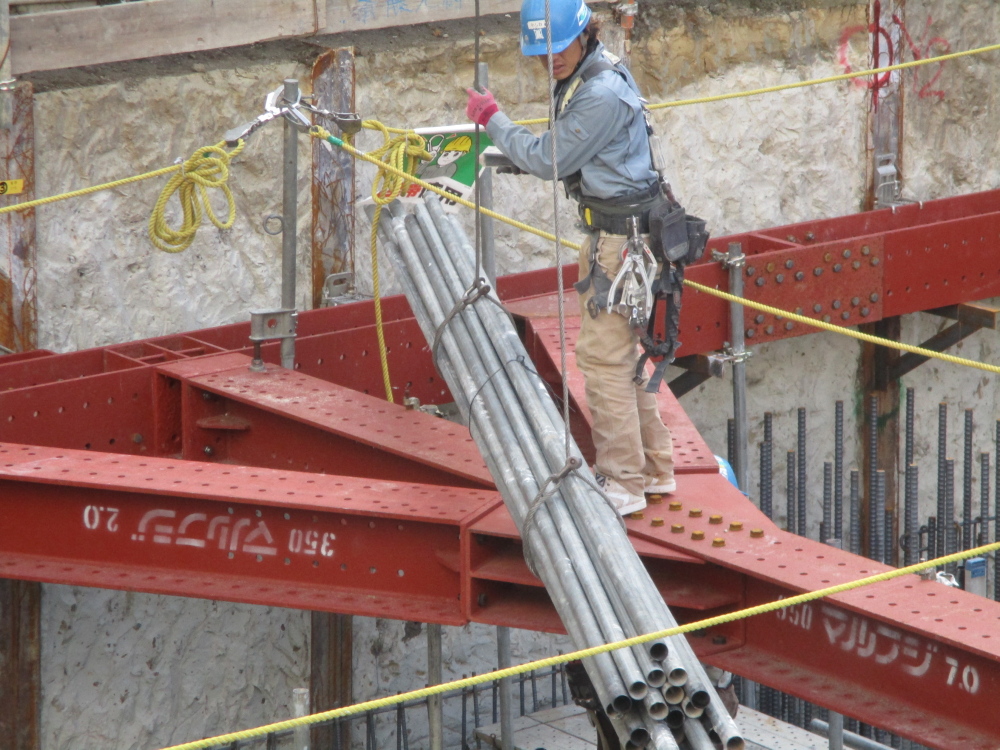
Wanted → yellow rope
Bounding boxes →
[348,120,433,403]
[147,141,246,254]
[0,165,179,216]
[512,41,1000,126]
[158,539,1000,750]
[684,279,1000,375]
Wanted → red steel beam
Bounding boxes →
[5,189,1000,746]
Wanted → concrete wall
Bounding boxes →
[20,0,1000,747]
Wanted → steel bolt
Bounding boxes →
[823,252,832,262]
[132,433,144,444]
[795,307,803,314]
[795,271,805,281]
[833,263,842,272]
[786,235,797,243]
[709,514,723,524]
[832,300,841,309]
[861,307,870,317]
[746,266,756,277]
[669,501,683,511]
[750,528,764,538]
[775,274,784,283]
[651,518,665,527]
[755,277,765,287]
[671,524,685,533]
[841,311,850,320]
[785,321,794,331]
[689,509,703,518]
[813,267,823,277]
[804,232,815,241]
[852,261,861,270]
[765,325,774,335]
[813,303,822,313]
[631,511,644,519]
[691,530,706,541]
[842,249,852,259]
[746,328,756,338]
[729,521,744,531]
[765,262,775,273]
[478,593,488,607]
[871,257,880,266]
[754,314,765,324]
[712,538,726,548]
[648,494,664,504]
[861,245,871,255]
[870,293,879,302]
[851,296,860,306]
[203,445,215,456]
[785,260,794,269]
[823,315,832,323]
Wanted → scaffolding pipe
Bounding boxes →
[280,78,299,370]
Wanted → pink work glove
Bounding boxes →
[466,87,499,127]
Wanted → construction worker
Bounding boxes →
[466,0,675,515]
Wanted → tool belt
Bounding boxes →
[578,182,661,236]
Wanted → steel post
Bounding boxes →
[427,623,443,750]
[497,626,513,750]
[726,242,748,493]
[476,62,496,285]
[281,78,299,369]
[293,688,310,750]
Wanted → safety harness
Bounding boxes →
[561,50,709,392]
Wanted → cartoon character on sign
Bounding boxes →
[421,135,472,180]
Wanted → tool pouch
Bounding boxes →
[648,199,688,263]
[685,213,710,265]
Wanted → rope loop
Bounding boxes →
[521,456,582,578]
[148,140,246,254]
[430,277,493,370]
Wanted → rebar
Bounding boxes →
[797,408,807,537]
[945,458,957,575]
[904,388,914,468]
[964,409,974,550]
[760,438,773,519]
[937,403,948,560]
[904,464,918,566]
[980,453,990,546]
[786,451,796,533]
[849,470,861,555]
[868,394,878,559]
[822,462,832,543]
[835,400,844,541]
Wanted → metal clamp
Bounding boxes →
[717,344,754,365]
[248,308,298,372]
[224,82,362,147]
[607,216,656,328]
[712,249,745,269]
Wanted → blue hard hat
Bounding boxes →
[520,0,592,56]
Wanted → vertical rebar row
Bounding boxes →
[904,464,919,566]
[822,462,832,543]
[797,408,807,537]
[937,403,948,560]
[964,409,974,551]
[835,400,844,542]
[904,388,915,468]
[849,471,861,555]
[786,451,797,533]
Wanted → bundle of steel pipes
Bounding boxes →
[371,195,744,750]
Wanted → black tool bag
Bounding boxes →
[648,199,709,265]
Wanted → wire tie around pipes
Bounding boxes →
[520,456,583,577]
[429,276,494,371]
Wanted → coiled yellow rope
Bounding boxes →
[158,539,1000,750]
[147,141,245,253]
[348,120,433,403]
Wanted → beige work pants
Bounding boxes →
[576,232,675,496]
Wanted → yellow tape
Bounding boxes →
[158,540,1000,750]
[0,179,24,196]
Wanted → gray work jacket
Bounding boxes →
[485,43,659,201]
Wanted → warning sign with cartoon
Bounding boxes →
[397,126,494,213]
